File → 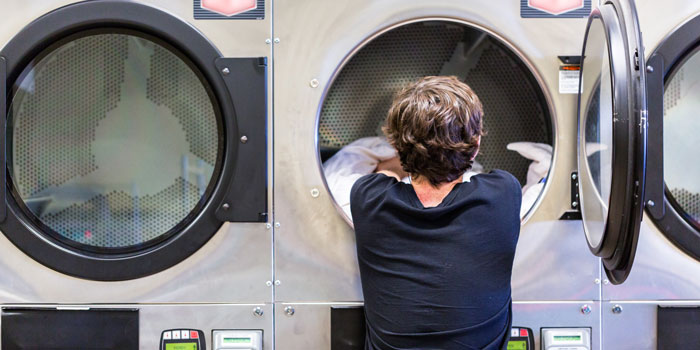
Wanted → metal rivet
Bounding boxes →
[612,304,623,314]
[265,281,273,287]
[274,280,281,286]
[603,279,610,285]
[284,306,295,317]
[572,201,578,208]
[646,65,654,73]
[647,200,655,207]
[275,222,281,228]
[265,38,272,44]
[222,203,230,210]
[221,67,230,75]
[571,173,578,180]
[310,188,320,198]
[240,135,248,144]
[253,307,264,317]
[309,79,320,88]
[594,278,601,285]
[266,223,272,229]
[274,38,280,44]
[581,304,592,315]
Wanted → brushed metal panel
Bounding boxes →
[0,223,272,303]
[274,303,341,349]
[274,302,601,350]
[512,221,602,301]
[602,301,700,349]
[636,2,700,58]
[600,302,655,349]
[0,303,273,350]
[602,221,700,300]
[0,0,273,304]
[598,301,687,350]
[0,0,272,57]
[273,0,591,303]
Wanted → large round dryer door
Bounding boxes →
[645,14,700,262]
[577,0,647,284]
[0,1,267,280]
[9,31,220,254]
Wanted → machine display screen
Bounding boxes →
[165,343,197,350]
[554,335,581,342]
[507,340,527,350]
[224,337,251,343]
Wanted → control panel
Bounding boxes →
[507,327,534,350]
[213,330,263,350]
[541,328,591,350]
[160,329,206,350]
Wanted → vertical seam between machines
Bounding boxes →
[270,0,277,348]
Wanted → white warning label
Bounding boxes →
[559,66,581,94]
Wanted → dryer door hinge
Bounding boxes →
[559,172,582,220]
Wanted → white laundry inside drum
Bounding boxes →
[318,21,554,222]
[8,33,220,252]
[664,47,700,226]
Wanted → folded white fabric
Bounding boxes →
[324,136,483,220]
[506,142,553,217]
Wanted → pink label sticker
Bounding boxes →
[528,0,584,15]
[201,0,257,17]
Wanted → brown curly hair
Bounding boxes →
[383,76,484,186]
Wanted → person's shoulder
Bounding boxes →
[476,169,518,184]
[491,169,521,186]
[476,170,522,198]
[350,173,398,200]
[350,173,399,219]
[469,170,522,224]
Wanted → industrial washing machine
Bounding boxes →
[272,0,622,349]
[0,0,273,348]
[585,0,700,348]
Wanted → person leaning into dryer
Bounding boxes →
[351,76,521,350]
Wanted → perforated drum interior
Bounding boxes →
[664,47,700,228]
[8,30,222,253]
[319,21,553,185]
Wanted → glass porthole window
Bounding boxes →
[664,47,700,230]
[579,17,614,250]
[8,30,222,253]
[577,1,647,284]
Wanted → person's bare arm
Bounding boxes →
[375,157,408,181]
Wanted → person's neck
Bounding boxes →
[410,175,463,208]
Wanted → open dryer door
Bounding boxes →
[577,0,647,284]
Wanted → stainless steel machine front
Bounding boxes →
[273,0,604,348]
[2,0,699,348]
[275,0,700,346]
[0,0,274,348]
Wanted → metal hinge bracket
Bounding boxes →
[559,172,582,220]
